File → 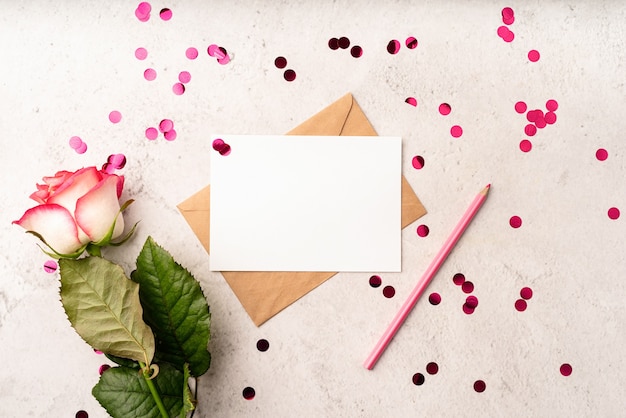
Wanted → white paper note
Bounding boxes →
[209,135,402,272]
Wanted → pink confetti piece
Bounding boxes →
[461,281,474,294]
[416,224,429,237]
[501,7,515,25]
[382,285,395,298]
[145,127,158,140]
[465,295,479,309]
[596,148,608,161]
[387,39,401,54]
[43,260,58,273]
[439,103,451,115]
[428,292,441,305]
[108,110,122,124]
[405,36,418,49]
[473,380,486,393]
[274,56,287,69]
[608,207,620,220]
[164,129,177,141]
[520,287,533,300]
[256,339,270,352]
[93,349,103,355]
[528,49,540,62]
[546,99,559,111]
[369,275,382,288]
[405,97,418,107]
[544,111,557,124]
[411,155,424,169]
[514,101,527,113]
[75,142,88,154]
[560,363,572,376]
[350,45,363,58]
[159,119,174,132]
[159,8,172,21]
[207,44,220,57]
[172,83,185,95]
[519,139,532,152]
[463,303,475,315]
[135,47,148,60]
[99,364,111,375]
[450,125,463,138]
[497,26,515,42]
[135,2,151,22]
[524,124,537,136]
[220,144,231,156]
[515,299,527,311]
[242,387,255,400]
[217,55,231,65]
[69,136,83,149]
[107,153,127,169]
[283,69,296,82]
[144,68,157,81]
[509,215,522,228]
[178,71,191,84]
[185,47,198,60]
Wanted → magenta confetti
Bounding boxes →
[509,215,522,228]
[135,2,151,22]
[328,38,339,50]
[219,143,231,156]
[338,37,350,49]
[107,153,127,169]
[274,56,287,69]
[497,26,515,42]
[185,47,198,60]
[502,7,515,25]
[217,55,231,65]
[544,112,557,124]
[596,148,608,161]
[461,281,474,294]
[453,273,465,286]
[450,125,463,138]
[75,142,88,154]
[207,44,220,57]
[178,71,191,84]
[465,295,479,309]
[369,275,382,288]
[519,139,532,153]
[212,138,225,151]
[560,363,572,376]
[439,103,451,115]
[172,83,185,95]
[426,362,439,375]
[164,129,177,141]
[405,36,418,49]
[387,39,401,54]
[411,155,425,169]
[535,116,547,129]
[99,364,111,375]
[350,45,363,58]
[520,287,533,300]
[528,49,540,62]
[69,136,83,149]
[416,224,429,237]
[382,285,395,298]
[256,339,270,352]
[144,68,157,81]
[463,303,475,315]
[135,47,148,60]
[75,411,89,418]
[214,46,227,60]
[405,97,418,107]
[145,127,158,140]
[428,292,441,305]
[546,99,559,111]
[473,380,486,393]
[159,119,174,133]
[283,69,296,82]
[524,124,537,136]
[608,207,621,220]
[159,8,172,21]
[412,373,425,385]
[514,101,527,114]
[108,110,122,124]
[43,260,58,273]
[515,299,527,311]
[242,387,255,400]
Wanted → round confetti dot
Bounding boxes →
[412,372,425,386]
[520,287,533,300]
[596,148,608,161]
[217,55,231,65]
[159,8,172,21]
[560,363,572,377]
[75,411,89,418]
[328,38,339,50]
[463,303,475,315]
[145,127,158,140]
[242,387,255,400]
[497,26,515,42]
[186,47,198,60]
[438,103,451,115]
[461,281,474,294]
[405,37,418,49]
[502,7,514,20]
[108,110,122,124]
[107,153,127,169]
[502,15,515,25]
[546,99,559,112]
[135,2,151,21]
[544,112,557,125]
[219,143,231,156]
[212,138,225,151]
[514,101,527,114]
[99,364,111,375]
[143,68,157,81]
[411,155,425,170]
[93,349,103,355]
[428,292,441,305]
[426,362,439,375]
[450,125,463,138]
[135,47,148,60]
[164,129,177,141]
[382,285,395,298]
[369,275,382,288]
[608,207,620,220]
[465,295,479,309]
[453,273,465,286]
[528,49,540,62]
[405,97,418,107]
[43,260,58,273]
[350,45,363,58]
[283,69,296,82]
[172,83,185,95]
[178,71,191,84]
[159,119,174,133]
[387,39,401,54]
[416,224,429,237]
[338,37,350,49]
[524,124,537,136]
[534,117,547,129]
[515,299,527,311]
[207,44,220,57]
[69,136,83,149]
[256,339,270,352]
[473,380,486,393]
[519,139,532,152]
[75,142,88,154]
[274,56,287,69]
[509,215,522,228]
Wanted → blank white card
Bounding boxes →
[209,135,402,272]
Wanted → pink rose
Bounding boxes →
[13,166,127,256]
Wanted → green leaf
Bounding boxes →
[131,236,211,377]
[59,257,155,365]
[93,363,184,418]
[105,353,140,369]
[180,364,196,417]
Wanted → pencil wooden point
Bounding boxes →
[481,184,491,195]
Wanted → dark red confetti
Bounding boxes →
[405,37,418,49]
[350,45,363,58]
[257,339,270,352]
[284,69,296,82]
[274,56,287,69]
[461,281,474,294]
[428,292,441,305]
[426,362,439,375]
[515,299,527,311]
[99,364,111,375]
[560,363,572,376]
[338,37,350,49]
[382,285,395,298]
[520,287,533,300]
[243,386,255,400]
[474,380,486,392]
[328,38,339,50]
[453,273,465,286]
[416,224,429,237]
[387,39,401,54]
[412,372,425,385]
[76,411,89,418]
[465,295,478,309]
[369,275,382,288]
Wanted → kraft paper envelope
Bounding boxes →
[178,93,426,326]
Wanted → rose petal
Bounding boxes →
[13,204,85,255]
[75,176,124,242]
[47,167,102,213]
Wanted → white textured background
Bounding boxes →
[1,1,625,417]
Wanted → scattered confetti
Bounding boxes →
[546,99,559,111]
[172,83,185,95]
[560,363,572,376]
[416,224,429,237]
[524,124,537,136]
[382,285,395,298]
[164,129,177,141]
[338,37,350,49]
[461,281,474,294]
[185,47,198,60]
[528,49,540,62]
[256,339,270,352]
[75,141,88,154]
[463,303,475,315]
[412,373,425,385]
[387,39,401,54]
[509,215,522,228]
[144,68,157,81]
[519,139,532,152]
[501,7,515,25]
[159,8,172,21]
[134,47,148,60]
[473,380,486,393]
[145,127,158,140]
[283,69,296,82]
[212,138,231,155]
[497,26,515,42]
[207,44,231,65]
[450,125,463,138]
[405,97,418,107]
[274,56,287,69]
[69,136,83,150]
[426,362,439,375]
[108,110,122,124]
[439,103,451,116]
[520,287,533,300]
[242,387,255,400]
[159,119,174,132]
[405,36,418,49]
[369,275,382,288]
[608,207,620,220]
[596,148,608,161]
[544,111,557,124]
[328,38,339,50]
[43,260,58,273]
[515,299,527,311]
[93,349,103,355]
[428,292,441,305]
[102,153,127,173]
[411,155,425,170]
[99,364,111,375]
[135,2,151,22]
[178,71,191,84]
[75,411,89,418]
[514,101,527,114]
[453,273,465,286]
[465,295,479,309]
[350,45,363,58]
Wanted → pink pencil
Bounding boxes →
[364,184,491,370]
